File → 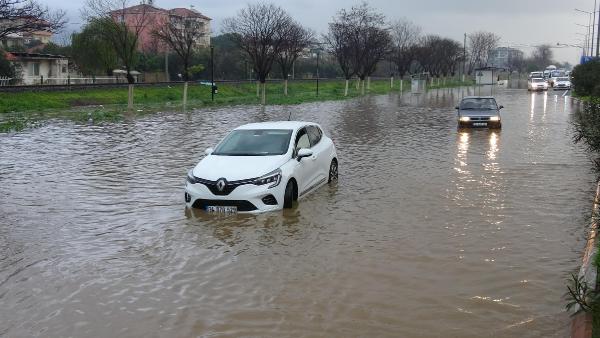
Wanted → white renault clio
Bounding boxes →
[185,121,338,213]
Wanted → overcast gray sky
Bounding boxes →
[47,0,594,65]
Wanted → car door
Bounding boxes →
[293,127,316,195]
[306,125,329,185]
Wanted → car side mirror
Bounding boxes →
[205,147,214,155]
[499,105,504,110]
[297,148,313,162]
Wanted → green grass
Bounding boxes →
[0,79,411,114]
[0,78,471,132]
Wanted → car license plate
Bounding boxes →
[473,122,487,127]
[206,206,238,214]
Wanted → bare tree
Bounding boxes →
[0,0,66,41]
[324,20,355,96]
[531,44,553,69]
[467,31,500,74]
[390,18,421,79]
[275,21,312,96]
[153,11,206,81]
[329,2,390,95]
[83,0,154,83]
[223,2,292,105]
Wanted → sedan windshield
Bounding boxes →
[532,78,545,83]
[212,129,292,156]
[557,77,570,81]
[460,98,498,110]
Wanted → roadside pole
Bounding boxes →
[211,46,215,102]
[128,84,134,110]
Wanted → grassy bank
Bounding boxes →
[0,79,409,114]
[0,78,473,132]
[571,99,600,337]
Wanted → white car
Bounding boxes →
[553,77,571,90]
[528,78,548,91]
[185,121,338,213]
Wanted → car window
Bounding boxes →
[306,125,322,146]
[295,128,311,155]
[460,98,497,110]
[212,129,293,156]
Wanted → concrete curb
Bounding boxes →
[571,182,600,338]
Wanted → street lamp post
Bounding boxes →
[211,45,215,102]
[575,31,589,56]
[576,7,598,57]
[316,49,320,96]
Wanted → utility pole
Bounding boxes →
[164,50,169,82]
[597,4,600,57]
[316,49,320,96]
[211,45,215,102]
[463,33,467,82]
[594,0,598,57]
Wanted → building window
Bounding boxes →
[62,65,67,73]
[29,62,40,76]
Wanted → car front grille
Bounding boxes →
[469,117,490,121]
[192,199,258,212]
[192,176,256,196]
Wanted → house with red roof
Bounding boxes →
[110,2,211,53]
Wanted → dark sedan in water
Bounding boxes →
[456,96,503,129]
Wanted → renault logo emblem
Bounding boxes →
[216,178,227,192]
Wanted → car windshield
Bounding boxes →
[557,77,569,81]
[532,78,545,83]
[460,98,498,110]
[212,129,292,156]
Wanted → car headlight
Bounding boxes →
[459,116,470,122]
[187,169,198,184]
[489,116,500,122]
[253,169,281,188]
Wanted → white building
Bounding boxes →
[6,52,70,85]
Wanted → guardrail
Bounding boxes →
[0,77,381,93]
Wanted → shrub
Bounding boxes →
[0,50,15,78]
[572,61,600,97]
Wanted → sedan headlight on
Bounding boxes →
[459,116,470,122]
[489,116,500,122]
[253,169,282,188]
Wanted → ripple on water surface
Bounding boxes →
[0,88,594,337]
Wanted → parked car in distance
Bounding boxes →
[553,77,571,90]
[456,96,503,129]
[529,71,544,79]
[528,78,548,91]
[185,121,338,214]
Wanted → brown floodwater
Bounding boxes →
[0,87,595,337]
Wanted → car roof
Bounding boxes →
[462,96,496,100]
[235,121,318,131]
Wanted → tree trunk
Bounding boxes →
[400,78,403,93]
[284,79,288,96]
[361,79,365,95]
[390,76,394,89]
[183,81,188,110]
[356,79,360,90]
[127,84,134,110]
[126,69,135,84]
[256,81,260,98]
[367,76,371,91]
[344,79,349,97]
[261,82,266,105]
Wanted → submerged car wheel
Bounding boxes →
[283,180,294,209]
[328,159,338,183]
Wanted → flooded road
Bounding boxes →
[0,88,594,337]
